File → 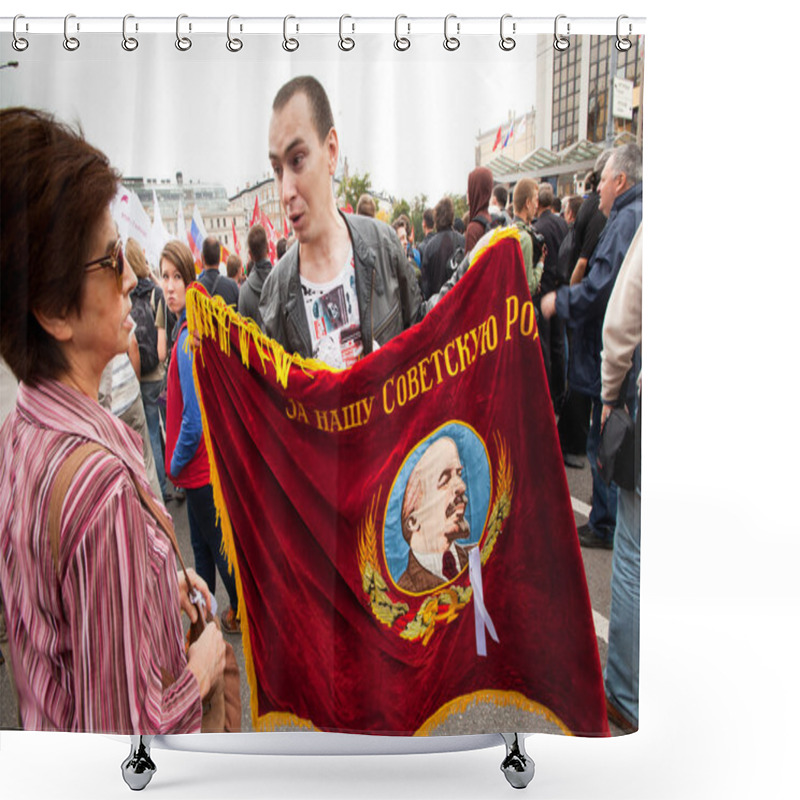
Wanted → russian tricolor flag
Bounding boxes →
[189,206,207,269]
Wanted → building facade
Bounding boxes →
[477,34,644,199]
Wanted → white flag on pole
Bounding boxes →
[111,184,151,249]
[145,189,171,275]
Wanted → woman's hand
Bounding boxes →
[187,624,226,698]
[177,567,214,624]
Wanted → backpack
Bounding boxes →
[130,287,160,376]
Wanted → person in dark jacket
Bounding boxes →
[465,167,494,253]
[541,143,643,550]
[420,196,465,300]
[198,237,239,311]
[259,76,466,367]
[238,224,272,325]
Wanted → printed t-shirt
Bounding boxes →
[300,247,364,369]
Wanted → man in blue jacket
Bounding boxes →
[540,143,643,549]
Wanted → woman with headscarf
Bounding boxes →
[465,166,495,253]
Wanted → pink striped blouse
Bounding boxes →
[0,379,202,733]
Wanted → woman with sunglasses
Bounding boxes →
[0,108,225,733]
[160,241,241,636]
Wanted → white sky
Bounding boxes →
[1,22,540,202]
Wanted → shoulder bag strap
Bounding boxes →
[46,441,196,598]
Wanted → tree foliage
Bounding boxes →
[338,171,372,211]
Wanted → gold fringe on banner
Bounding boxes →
[415,690,572,737]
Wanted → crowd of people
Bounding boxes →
[0,74,641,736]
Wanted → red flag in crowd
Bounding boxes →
[187,230,609,737]
[492,125,503,152]
[263,214,278,263]
[283,216,291,238]
[250,197,261,228]
[232,221,241,256]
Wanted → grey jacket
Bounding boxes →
[238,258,272,325]
[259,213,444,358]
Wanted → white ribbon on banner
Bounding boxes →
[468,547,499,657]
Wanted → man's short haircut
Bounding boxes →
[0,107,119,385]
[161,240,196,287]
[588,150,614,191]
[434,197,455,231]
[423,208,435,230]
[356,193,376,217]
[273,75,335,145]
[248,224,268,262]
[202,236,221,267]
[276,237,288,260]
[492,186,508,208]
[513,178,538,214]
[453,217,466,234]
[538,184,555,210]
[553,196,562,214]
[125,237,150,281]
[392,219,405,233]
[608,143,643,187]
[566,195,583,220]
[226,254,242,279]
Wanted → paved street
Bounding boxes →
[0,359,622,736]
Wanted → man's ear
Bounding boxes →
[405,514,420,535]
[32,306,73,343]
[327,127,339,176]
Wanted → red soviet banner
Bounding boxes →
[188,229,609,737]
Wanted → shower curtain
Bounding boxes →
[0,16,643,741]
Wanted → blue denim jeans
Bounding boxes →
[140,379,167,497]
[586,396,618,541]
[604,486,640,726]
[185,484,238,613]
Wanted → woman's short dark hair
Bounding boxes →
[160,240,196,287]
[0,107,120,385]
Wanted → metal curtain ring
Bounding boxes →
[443,14,460,51]
[394,15,410,51]
[122,14,139,51]
[227,15,243,52]
[12,15,29,51]
[553,14,570,51]
[63,14,80,51]
[338,15,355,51]
[499,14,516,51]
[176,14,192,51]
[616,15,632,52]
[283,15,299,52]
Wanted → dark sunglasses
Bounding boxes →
[83,239,124,290]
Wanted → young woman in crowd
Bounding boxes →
[160,240,241,635]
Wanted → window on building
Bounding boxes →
[588,35,643,144]
[551,37,582,151]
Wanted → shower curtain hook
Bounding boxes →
[175,14,192,51]
[394,15,411,51]
[499,14,516,51]
[338,15,355,51]
[63,14,80,51]
[616,15,632,51]
[443,14,460,51]
[283,15,299,52]
[226,15,243,52]
[12,15,29,52]
[553,14,570,51]
[122,15,139,51]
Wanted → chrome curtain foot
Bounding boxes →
[121,735,156,791]
[500,733,535,789]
